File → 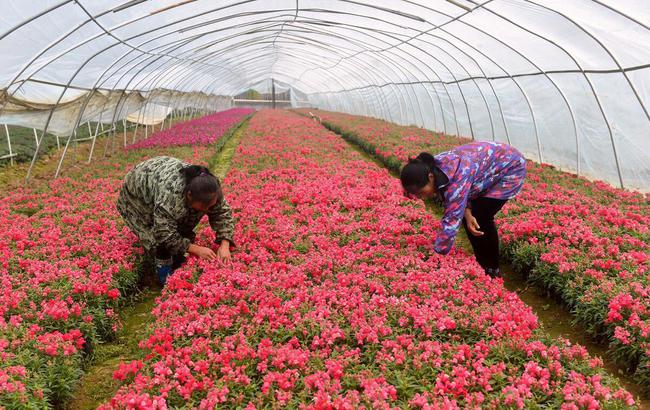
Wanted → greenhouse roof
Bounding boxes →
[0,0,649,190]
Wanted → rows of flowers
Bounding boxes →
[0,124,237,407]
[126,108,254,151]
[102,110,635,408]
[294,108,650,389]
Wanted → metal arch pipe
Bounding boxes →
[95,22,364,99]
[526,0,650,123]
[269,29,418,124]
[90,21,299,89]
[394,38,484,139]
[249,32,411,122]
[351,44,460,135]
[23,34,150,180]
[430,29,510,143]
[96,19,291,89]
[2,9,288,151]
[7,0,616,175]
[3,8,298,108]
[270,27,424,126]
[317,26,435,128]
[409,32,499,139]
[400,0,509,140]
[7,4,442,127]
[384,0,580,163]
[163,49,350,109]
[73,50,203,166]
[162,46,340,99]
[273,27,427,127]
[421,3,533,161]
[369,43,450,131]
[88,27,298,150]
[362,28,483,136]
[286,16,468,130]
[521,0,647,187]
[199,52,366,118]
[0,0,72,41]
[272,24,450,131]
[160,4,556,145]
[294,0,496,82]
[61,45,230,167]
[53,89,97,177]
[431,13,578,171]
[589,0,650,31]
[253,14,453,128]
[308,16,486,134]
[24,2,438,97]
[198,44,391,116]
[475,0,622,185]
[213,40,385,114]
[100,34,362,127]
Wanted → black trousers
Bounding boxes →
[462,197,507,272]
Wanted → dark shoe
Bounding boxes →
[171,254,187,271]
[485,267,501,278]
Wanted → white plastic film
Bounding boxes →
[0,0,648,189]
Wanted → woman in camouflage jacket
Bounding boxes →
[117,156,236,284]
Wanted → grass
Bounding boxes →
[64,288,160,410]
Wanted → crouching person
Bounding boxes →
[117,156,235,285]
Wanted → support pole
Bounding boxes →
[4,124,13,166]
[54,131,74,179]
[87,126,98,164]
[271,78,276,109]
[32,128,39,151]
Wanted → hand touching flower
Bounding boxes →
[217,240,231,263]
[464,208,483,236]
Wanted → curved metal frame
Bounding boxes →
[0,0,646,189]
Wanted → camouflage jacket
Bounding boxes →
[117,156,235,255]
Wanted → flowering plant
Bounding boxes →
[126,108,253,150]
[103,110,635,409]
[1,142,216,407]
[294,108,650,390]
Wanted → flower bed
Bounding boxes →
[103,110,635,409]
[1,138,220,407]
[294,108,650,389]
[126,108,254,150]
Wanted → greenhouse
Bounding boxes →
[0,1,649,408]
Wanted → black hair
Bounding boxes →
[180,165,222,205]
[400,152,436,195]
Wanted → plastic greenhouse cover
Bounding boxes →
[0,0,648,190]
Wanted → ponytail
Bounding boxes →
[415,152,435,171]
[400,152,435,195]
[180,165,222,205]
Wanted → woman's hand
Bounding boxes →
[464,208,484,237]
[188,244,217,261]
[217,240,231,263]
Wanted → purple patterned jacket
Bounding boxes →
[434,141,526,255]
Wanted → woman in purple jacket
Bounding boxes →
[400,141,527,278]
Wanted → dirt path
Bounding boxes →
[65,290,159,410]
